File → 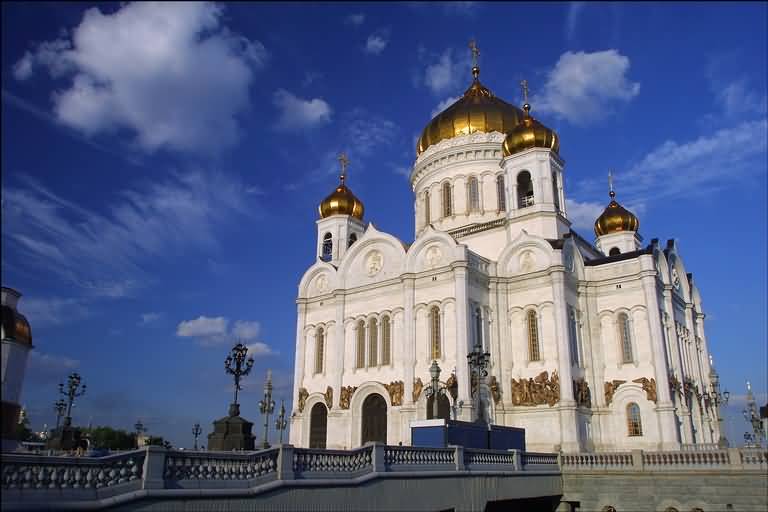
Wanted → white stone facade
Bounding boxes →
[290,132,720,453]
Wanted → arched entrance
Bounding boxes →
[309,403,327,448]
[426,394,451,420]
[361,393,387,444]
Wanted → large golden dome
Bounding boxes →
[318,175,364,220]
[416,66,525,156]
[594,190,639,237]
[502,103,559,157]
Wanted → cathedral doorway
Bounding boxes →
[426,395,451,420]
[309,403,327,448]
[361,393,387,444]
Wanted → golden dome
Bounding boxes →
[502,103,559,157]
[1,305,32,346]
[594,190,639,237]
[416,66,525,155]
[318,175,364,219]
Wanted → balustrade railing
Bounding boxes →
[163,448,279,484]
[464,448,518,468]
[293,446,372,476]
[561,452,633,469]
[384,446,454,468]
[643,450,729,468]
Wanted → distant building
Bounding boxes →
[1,287,34,451]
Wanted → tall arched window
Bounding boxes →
[618,313,633,363]
[496,174,506,211]
[468,176,480,212]
[315,327,325,374]
[321,233,333,261]
[527,310,540,361]
[568,307,580,367]
[517,171,534,208]
[381,315,391,365]
[551,171,561,211]
[442,182,453,217]
[627,403,643,436]
[356,320,366,369]
[474,307,483,349]
[348,233,357,248]
[429,306,441,359]
[368,317,378,367]
[424,190,431,225]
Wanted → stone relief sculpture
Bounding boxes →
[425,246,443,268]
[445,374,458,400]
[339,385,357,410]
[510,370,559,407]
[365,251,383,276]
[382,381,404,406]
[633,377,658,403]
[519,251,536,272]
[413,378,424,403]
[489,375,501,405]
[297,387,309,413]
[314,274,328,293]
[324,386,333,410]
[668,373,682,396]
[604,380,626,406]
[573,378,591,408]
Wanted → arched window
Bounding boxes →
[627,403,643,436]
[527,310,540,361]
[517,171,534,208]
[429,306,441,359]
[552,171,561,211]
[368,317,378,367]
[618,313,633,364]
[315,327,325,374]
[474,307,483,349]
[442,182,453,217]
[321,233,333,261]
[568,307,580,367]
[496,174,506,211]
[348,233,357,248]
[609,247,621,256]
[356,320,365,369]
[468,176,480,212]
[381,315,391,365]
[424,190,431,225]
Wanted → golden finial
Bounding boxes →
[338,152,349,183]
[520,79,531,116]
[608,170,616,199]
[469,39,480,79]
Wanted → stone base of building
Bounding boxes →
[207,403,255,451]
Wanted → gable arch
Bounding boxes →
[298,261,338,298]
[337,224,407,287]
[406,226,465,273]
[498,230,556,277]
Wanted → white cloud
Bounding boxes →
[342,109,397,156]
[21,296,90,328]
[140,312,162,325]
[177,315,273,354]
[2,170,252,297]
[565,2,587,42]
[176,315,228,339]
[232,320,261,340]
[424,48,469,95]
[246,342,275,356]
[364,31,389,55]
[27,351,80,384]
[302,71,322,87]
[13,2,267,155]
[716,79,767,118]
[344,13,365,26]
[535,50,640,124]
[430,95,461,117]
[565,199,604,233]
[273,89,332,131]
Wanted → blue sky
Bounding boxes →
[2,2,766,448]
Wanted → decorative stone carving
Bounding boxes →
[669,374,682,396]
[604,380,626,406]
[383,380,404,406]
[425,245,443,268]
[510,370,559,407]
[633,377,658,403]
[365,250,383,276]
[324,386,333,410]
[573,378,591,408]
[314,274,328,293]
[519,251,536,272]
[297,388,309,413]
[413,378,424,403]
[339,385,357,410]
[489,376,501,405]
[445,374,458,400]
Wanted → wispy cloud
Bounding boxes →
[344,13,365,26]
[565,2,586,42]
[430,95,461,117]
[422,48,471,95]
[139,312,163,325]
[364,29,390,55]
[21,296,90,328]
[535,50,640,124]
[27,351,80,385]
[13,2,267,156]
[2,170,253,297]
[273,89,332,131]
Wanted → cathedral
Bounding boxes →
[289,49,720,453]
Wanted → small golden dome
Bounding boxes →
[594,190,639,237]
[416,66,525,156]
[318,175,364,219]
[1,305,32,346]
[502,103,559,157]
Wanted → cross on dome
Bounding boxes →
[469,39,480,79]
[338,152,350,183]
[520,79,529,104]
[608,170,615,199]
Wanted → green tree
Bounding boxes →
[145,436,172,449]
[80,426,137,450]
[13,414,35,442]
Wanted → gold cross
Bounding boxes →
[520,79,529,104]
[469,40,480,68]
[338,152,350,181]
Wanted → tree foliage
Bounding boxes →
[80,426,136,450]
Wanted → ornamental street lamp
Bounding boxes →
[424,360,448,419]
[224,342,255,417]
[275,401,288,444]
[54,399,67,430]
[742,380,765,448]
[708,360,730,448]
[59,372,86,428]
[258,370,275,449]
[192,423,202,450]
[467,341,491,424]
[134,420,145,436]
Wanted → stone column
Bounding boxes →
[293,302,307,407]
[551,272,578,452]
[334,297,345,405]
[454,265,472,417]
[403,277,416,404]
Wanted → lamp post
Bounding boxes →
[224,343,255,417]
[53,399,67,431]
[708,361,730,448]
[192,423,201,450]
[59,373,86,428]
[134,420,145,436]
[467,342,491,424]
[424,360,448,419]
[742,380,765,448]
[275,401,288,444]
[258,370,275,449]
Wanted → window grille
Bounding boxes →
[356,320,365,369]
[496,175,506,211]
[527,310,540,361]
[430,306,441,359]
[619,313,633,363]
[314,327,324,373]
[368,317,378,367]
[627,403,643,436]
[382,316,391,365]
[442,182,453,217]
